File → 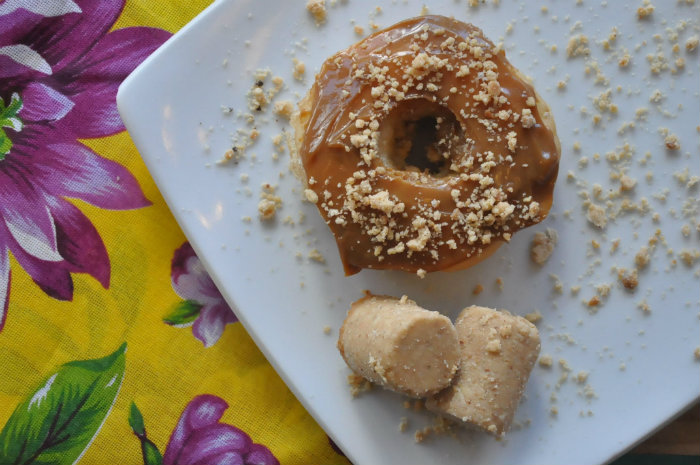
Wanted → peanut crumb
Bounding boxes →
[638,299,651,314]
[304,188,319,203]
[575,371,589,384]
[583,385,597,399]
[274,100,294,119]
[618,52,631,67]
[567,34,590,58]
[531,228,558,265]
[596,283,611,298]
[306,0,327,25]
[539,354,553,367]
[637,1,654,19]
[495,277,504,291]
[559,359,571,372]
[587,204,608,228]
[414,429,427,443]
[635,246,651,268]
[610,240,620,254]
[649,89,664,103]
[620,175,637,191]
[408,399,425,412]
[617,268,639,290]
[679,249,699,266]
[347,373,372,397]
[292,58,306,81]
[258,184,282,220]
[550,273,563,293]
[664,133,680,150]
[472,284,484,295]
[412,416,453,444]
[308,248,326,263]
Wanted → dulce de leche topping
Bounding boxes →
[295,15,561,275]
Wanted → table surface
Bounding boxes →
[633,401,699,457]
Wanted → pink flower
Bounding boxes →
[169,242,237,348]
[163,395,279,465]
[0,0,170,330]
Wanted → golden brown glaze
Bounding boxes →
[294,15,560,275]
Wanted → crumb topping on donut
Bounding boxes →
[296,16,560,274]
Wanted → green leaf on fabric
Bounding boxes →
[163,299,202,326]
[128,402,145,437]
[0,343,127,465]
[1,116,23,132]
[140,438,164,465]
[0,93,23,118]
[0,131,10,160]
[0,93,23,159]
[128,401,163,465]
[0,93,23,126]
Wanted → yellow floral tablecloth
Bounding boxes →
[0,1,348,463]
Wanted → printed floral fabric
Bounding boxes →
[0,1,348,464]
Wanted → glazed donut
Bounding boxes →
[292,15,560,275]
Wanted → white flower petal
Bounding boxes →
[4,117,22,132]
[4,205,63,262]
[0,45,52,75]
[0,0,81,17]
[0,249,9,328]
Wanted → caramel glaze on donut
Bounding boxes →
[293,15,561,276]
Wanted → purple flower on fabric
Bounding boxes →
[0,0,170,330]
[130,396,278,465]
[163,395,279,465]
[168,242,237,348]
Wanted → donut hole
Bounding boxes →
[378,99,465,178]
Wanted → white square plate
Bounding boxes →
[118,1,700,464]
